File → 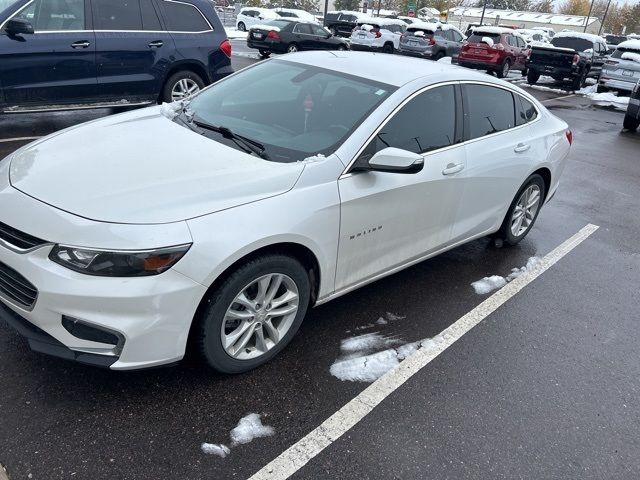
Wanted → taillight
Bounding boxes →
[220,39,231,58]
[400,33,405,40]
[566,130,573,145]
[572,54,579,65]
[428,37,436,45]
[374,31,381,38]
[267,30,280,40]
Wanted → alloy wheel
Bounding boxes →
[171,78,200,101]
[510,184,541,237]
[288,44,298,53]
[221,273,300,360]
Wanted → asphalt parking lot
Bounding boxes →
[1,52,639,480]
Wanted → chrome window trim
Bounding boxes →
[340,79,541,178]
[0,237,52,255]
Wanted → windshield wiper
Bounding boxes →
[192,117,269,160]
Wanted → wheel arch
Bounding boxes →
[159,61,210,102]
[531,167,551,202]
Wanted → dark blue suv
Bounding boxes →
[0,0,233,112]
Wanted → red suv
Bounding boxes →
[458,27,530,78]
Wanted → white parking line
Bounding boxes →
[0,136,41,144]
[542,94,576,103]
[248,223,600,480]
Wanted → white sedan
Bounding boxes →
[0,52,571,373]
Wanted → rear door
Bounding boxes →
[92,0,174,103]
[451,83,538,242]
[336,84,465,291]
[0,0,96,108]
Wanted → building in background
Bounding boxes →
[447,7,601,34]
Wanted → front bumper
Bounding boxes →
[0,244,207,370]
[349,42,382,52]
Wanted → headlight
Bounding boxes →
[49,244,191,277]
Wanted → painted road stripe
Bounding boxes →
[542,94,575,103]
[0,136,41,144]
[248,223,600,480]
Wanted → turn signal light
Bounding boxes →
[572,53,580,65]
[566,130,573,145]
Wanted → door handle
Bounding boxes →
[442,163,464,175]
[514,143,531,153]
[71,41,90,49]
[148,40,164,48]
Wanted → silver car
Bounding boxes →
[599,40,640,93]
[398,22,465,61]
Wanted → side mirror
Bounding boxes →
[368,147,424,174]
[5,18,34,35]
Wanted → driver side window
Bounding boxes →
[358,85,457,162]
[10,0,85,31]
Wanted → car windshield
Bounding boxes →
[551,37,592,52]
[186,60,396,163]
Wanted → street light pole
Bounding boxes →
[479,0,487,26]
[323,0,328,26]
[583,0,596,33]
[598,0,612,36]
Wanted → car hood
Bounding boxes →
[9,106,305,224]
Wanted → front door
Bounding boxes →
[0,0,96,108]
[92,0,174,102]
[336,84,465,291]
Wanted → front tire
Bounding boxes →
[197,255,311,374]
[259,49,271,58]
[623,114,640,131]
[496,174,546,246]
[237,22,246,32]
[162,70,204,103]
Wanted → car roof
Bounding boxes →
[278,51,505,87]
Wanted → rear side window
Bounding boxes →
[160,0,211,32]
[463,85,516,140]
[141,0,161,30]
[360,85,457,158]
[515,94,538,126]
[93,0,142,30]
[451,30,463,42]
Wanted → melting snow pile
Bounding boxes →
[471,256,541,295]
[201,443,230,458]
[201,413,274,458]
[160,100,184,120]
[438,56,452,64]
[230,413,275,445]
[578,84,630,111]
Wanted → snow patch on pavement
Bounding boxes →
[472,256,541,295]
[578,84,630,110]
[230,413,275,446]
[340,332,400,353]
[385,312,406,321]
[225,27,248,39]
[201,443,230,457]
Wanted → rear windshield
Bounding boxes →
[468,32,500,42]
[611,47,640,59]
[407,28,435,36]
[606,35,627,45]
[266,20,292,29]
[551,37,592,52]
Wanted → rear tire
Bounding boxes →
[197,255,311,374]
[237,22,246,32]
[162,70,204,103]
[571,69,587,91]
[496,174,546,246]
[259,49,271,58]
[287,43,299,53]
[382,43,394,54]
[527,69,540,85]
[623,114,640,131]
[434,51,445,61]
[497,59,511,78]
[596,84,609,94]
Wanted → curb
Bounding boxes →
[0,464,8,480]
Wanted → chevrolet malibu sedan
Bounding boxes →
[0,52,571,373]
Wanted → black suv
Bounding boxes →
[324,11,362,37]
[0,0,233,113]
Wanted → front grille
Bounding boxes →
[0,261,38,309]
[0,221,47,251]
